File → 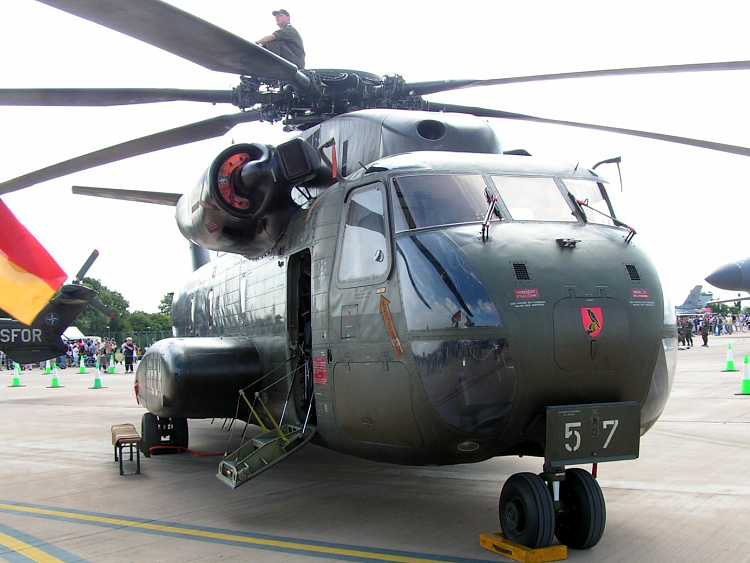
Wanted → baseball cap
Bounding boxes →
[272,9,290,16]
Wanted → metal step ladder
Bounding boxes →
[217,354,316,489]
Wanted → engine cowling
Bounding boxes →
[176,140,323,257]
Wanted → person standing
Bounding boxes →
[256,9,305,69]
[700,320,709,346]
[97,344,108,371]
[122,337,136,374]
[684,320,693,348]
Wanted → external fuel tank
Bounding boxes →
[135,337,262,418]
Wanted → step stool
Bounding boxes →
[111,423,142,476]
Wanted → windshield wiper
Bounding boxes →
[481,195,499,242]
[576,198,636,243]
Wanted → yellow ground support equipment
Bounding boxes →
[480,532,567,562]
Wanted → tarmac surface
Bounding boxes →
[0,334,749,562]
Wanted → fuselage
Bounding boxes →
[160,147,677,466]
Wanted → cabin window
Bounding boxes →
[491,176,576,222]
[391,174,499,232]
[562,179,615,226]
[208,289,215,328]
[338,184,389,283]
[240,276,247,314]
[216,291,222,325]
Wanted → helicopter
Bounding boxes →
[2,0,750,552]
[0,250,109,364]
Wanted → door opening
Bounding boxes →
[288,250,315,426]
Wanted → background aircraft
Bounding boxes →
[706,258,750,293]
[675,285,714,315]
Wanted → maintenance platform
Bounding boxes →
[0,334,748,562]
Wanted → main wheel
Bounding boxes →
[499,472,556,548]
[555,468,606,549]
[141,413,160,457]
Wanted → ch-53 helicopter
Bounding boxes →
[3,0,750,551]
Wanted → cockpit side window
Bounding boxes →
[337,183,390,284]
[491,176,577,222]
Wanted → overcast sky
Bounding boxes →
[1,1,749,311]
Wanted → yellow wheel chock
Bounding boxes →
[480,532,568,562]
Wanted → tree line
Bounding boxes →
[1,278,174,338]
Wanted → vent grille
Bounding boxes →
[513,263,531,280]
[626,264,641,281]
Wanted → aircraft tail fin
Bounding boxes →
[677,285,714,312]
[679,285,703,308]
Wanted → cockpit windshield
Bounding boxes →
[562,179,616,226]
[391,174,498,232]
[491,176,576,222]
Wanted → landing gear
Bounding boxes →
[555,468,606,549]
[141,413,188,457]
[499,472,555,548]
[498,466,606,550]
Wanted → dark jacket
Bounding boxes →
[266,24,305,69]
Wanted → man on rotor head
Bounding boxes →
[256,9,305,70]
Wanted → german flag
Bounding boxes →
[0,199,66,325]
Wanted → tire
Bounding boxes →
[555,468,606,549]
[499,472,556,548]
[141,413,160,457]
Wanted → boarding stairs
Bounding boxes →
[217,353,316,489]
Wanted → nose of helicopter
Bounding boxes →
[705,261,744,290]
[453,221,665,422]
[396,221,670,457]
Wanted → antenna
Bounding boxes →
[73,249,99,284]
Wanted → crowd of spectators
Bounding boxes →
[1,337,142,370]
[678,312,749,348]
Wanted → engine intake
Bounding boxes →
[176,139,326,257]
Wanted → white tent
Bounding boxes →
[62,326,85,341]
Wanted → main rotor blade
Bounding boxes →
[72,186,181,206]
[37,0,309,87]
[428,102,750,157]
[0,110,262,195]
[0,88,233,106]
[407,60,750,95]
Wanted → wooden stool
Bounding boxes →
[111,423,142,475]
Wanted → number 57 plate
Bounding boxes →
[545,401,640,466]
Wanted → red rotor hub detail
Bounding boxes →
[217,153,252,210]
